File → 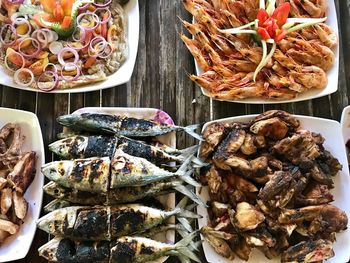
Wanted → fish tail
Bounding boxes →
[173,184,206,206]
[175,155,193,176]
[175,231,201,263]
[178,170,201,187]
[167,207,200,219]
[182,124,204,141]
[177,145,199,161]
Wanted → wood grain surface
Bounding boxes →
[1,0,348,262]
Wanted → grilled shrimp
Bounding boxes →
[290,66,327,89]
[314,24,338,49]
[298,0,327,18]
[181,20,211,46]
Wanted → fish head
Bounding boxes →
[41,160,73,183]
[49,136,89,159]
[57,114,80,127]
[43,181,66,198]
[38,237,61,261]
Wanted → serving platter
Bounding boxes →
[197,114,350,263]
[0,108,45,262]
[0,0,139,93]
[61,107,176,263]
[341,105,350,147]
[194,0,339,104]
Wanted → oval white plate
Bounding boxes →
[0,108,45,262]
[0,0,139,93]
[197,114,350,263]
[194,1,339,104]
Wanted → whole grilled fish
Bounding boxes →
[38,232,200,263]
[49,134,198,164]
[43,179,205,206]
[44,199,72,213]
[57,113,203,140]
[37,204,199,241]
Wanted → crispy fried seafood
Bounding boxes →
[181,0,337,100]
[0,123,36,244]
[198,110,347,262]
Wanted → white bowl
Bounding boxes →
[0,0,139,93]
[0,108,45,262]
[194,1,339,104]
[197,114,350,263]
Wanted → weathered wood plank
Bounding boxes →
[1,87,19,108]
[84,90,101,107]
[102,84,128,107]
[69,93,85,113]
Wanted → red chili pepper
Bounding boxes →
[272,2,291,27]
[257,8,269,26]
[257,27,271,40]
[274,29,288,42]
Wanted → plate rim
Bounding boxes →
[0,107,45,262]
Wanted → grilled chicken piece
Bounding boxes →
[226,173,258,193]
[201,229,235,260]
[318,150,342,176]
[210,202,229,218]
[0,123,23,156]
[273,134,321,166]
[0,218,19,234]
[308,164,333,186]
[296,182,334,206]
[244,225,276,248]
[296,130,325,145]
[213,127,246,161]
[217,156,251,174]
[7,152,36,194]
[232,237,252,261]
[12,191,28,220]
[240,134,257,155]
[203,122,227,147]
[199,141,214,159]
[231,202,265,231]
[254,135,266,148]
[250,117,289,140]
[252,110,300,130]
[250,156,268,176]
[0,178,7,190]
[1,188,12,215]
[258,171,293,202]
[281,240,334,263]
[207,166,222,194]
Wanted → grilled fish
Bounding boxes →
[38,232,200,263]
[37,204,200,241]
[57,113,203,140]
[44,199,72,213]
[43,179,205,206]
[49,134,198,164]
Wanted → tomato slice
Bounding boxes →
[272,2,291,28]
[274,29,288,42]
[60,16,73,29]
[257,27,271,40]
[257,8,269,27]
[61,0,74,16]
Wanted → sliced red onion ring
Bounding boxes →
[61,62,80,81]
[12,18,31,38]
[14,68,34,87]
[49,41,64,55]
[97,41,113,58]
[77,12,100,32]
[18,37,41,58]
[72,26,86,42]
[4,50,25,72]
[37,71,59,91]
[32,29,49,48]
[6,0,24,5]
[0,24,17,46]
[78,3,90,12]
[94,8,111,24]
[11,13,28,23]
[58,47,79,66]
[43,63,58,74]
[89,36,107,55]
[93,0,111,8]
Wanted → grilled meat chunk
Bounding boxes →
[232,202,265,231]
[203,122,227,148]
[213,127,246,160]
[250,117,289,140]
[240,134,257,155]
[252,110,300,130]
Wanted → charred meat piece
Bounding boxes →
[216,156,251,174]
[244,225,276,248]
[201,229,235,260]
[296,182,334,206]
[199,141,214,160]
[0,123,23,156]
[281,239,334,263]
[318,150,342,176]
[273,134,321,166]
[12,191,28,220]
[252,110,300,130]
[254,135,266,148]
[225,173,258,193]
[258,171,293,202]
[231,202,265,231]
[250,117,289,140]
[213,127,246,161]
[7,152,36,194]
[202,122,227,148]
[307,164,333,186]
[207,166,223,194]
[240,134,257,155]
[1,188,12,215]
[250,156,268,177]
[210,202,229,218]
[232,237,252,261]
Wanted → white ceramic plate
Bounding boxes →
[341,106,350,147]
[63,107,175,263]
[197,114,350,263]
[0,0,139,93]
[194,1,339,104]
[0,108,45,262]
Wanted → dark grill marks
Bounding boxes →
[85,136,117,158]
[120,117,156,132]
[110,208,146,236]
[110,240,136,263]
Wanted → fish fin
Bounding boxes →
[176,196,189,209]
[175,231,201,263]
[175,155,193,176]
[178,255,191,263]
[178,229,200,251]
[173,185,206,206]
[177,208,201,219]
[179,171,201,187]
[178,145,199,161]
[181,124,204,141]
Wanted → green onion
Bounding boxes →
[287,17,327,33]
[282,21,295,29]
[260,0,265,9]
[220,29,257,34]
[266,0,276,16]
[254,40,267,82]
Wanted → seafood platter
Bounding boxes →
[0,0,139,93]
[181,0,339,103]
[0,108,44,262]
[197,110,350,262]
[36,107,204,263]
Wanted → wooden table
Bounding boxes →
[2,0,348,262]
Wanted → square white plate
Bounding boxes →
[341,106,350,146]
[194,1,339,104]
[0,0,139,93]
[0,108,45,262]
[197,114,350,263]
[63,107,175,263]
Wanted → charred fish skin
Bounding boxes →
[110,149,175,188]
[41,157,110,193]
[49,135,118,159]
[38,238,110,263]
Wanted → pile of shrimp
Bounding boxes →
[181,0,337,101]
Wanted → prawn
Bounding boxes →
[290,66,328,89]
[298,0,327,18]
[314,24,337,49]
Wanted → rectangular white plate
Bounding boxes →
[197,114,350,263]
[65,107,176,263]
[195,1,339,104]
[0,108,45,262]
[0,0,139,93]
[341,106,350,146]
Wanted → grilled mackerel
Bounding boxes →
[41,149,198,192]
[37,204,199,241]
[57,113,202,140]
[38,232,200,263]
[49,135,197,164]
[43,179,204,206]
